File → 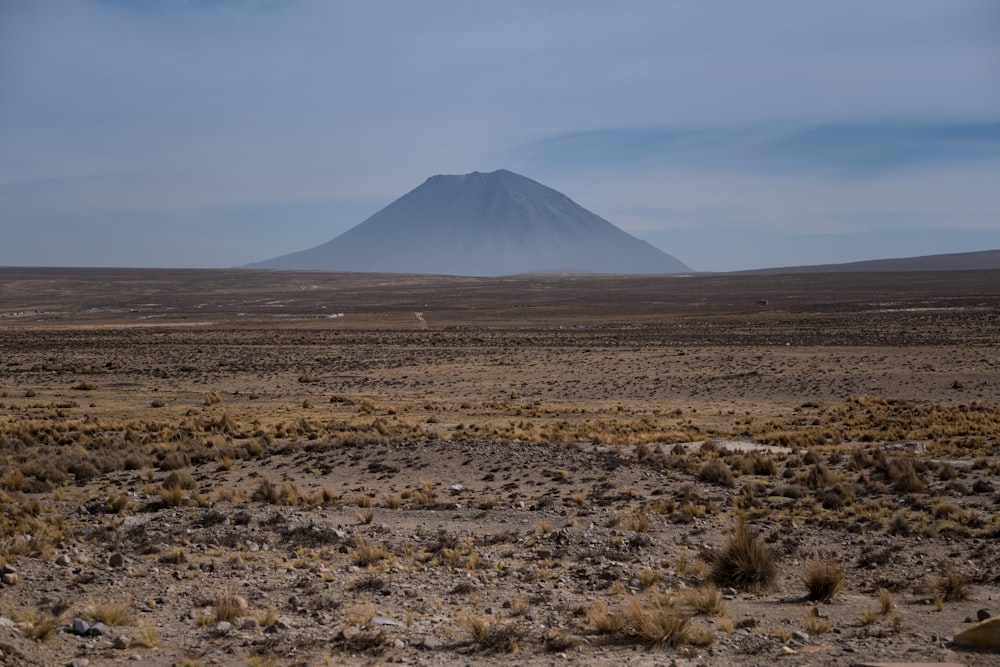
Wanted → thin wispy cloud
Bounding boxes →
[1,1,998,270]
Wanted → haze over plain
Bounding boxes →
[1,2,999,271]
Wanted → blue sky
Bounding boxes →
[1,1,998,272]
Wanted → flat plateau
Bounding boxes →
[0,268,998,666]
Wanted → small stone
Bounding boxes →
[264,623,279,635]
[421,636,442,650]
[977,608,992,621]
[112,635,130,650]
[241,619,259,631]
[55,554,72,566]
[1,564,15,575]
[340,625,360,640]
[71,618,91,636]
[792,630,809,642]
[108,553,125,569]
[371,616,398,626]
[214,621,232,634]
[87,622,110,637]
[1,572,18,586]
[66,660,90,667]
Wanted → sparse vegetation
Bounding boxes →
[802,559,844,602]
[710,516,777,591]
[1,270,998,665]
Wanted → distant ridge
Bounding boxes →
[737,249,1000,275]
[248,169,691,276]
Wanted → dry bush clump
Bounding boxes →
[87,599,135,626]
[710,516,777,591]
[13,608,63,641]
[885,457,926,493]
[876,586,895,615]
[352,538,392,567]
[463,614,524,654]
[213,588,247,622]
[585,599,626,634]
[928,568,971,602]
[698,459,735,488]
[683,583,726,616]
[802,559,844,602]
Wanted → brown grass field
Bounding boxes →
[0,266,998,666]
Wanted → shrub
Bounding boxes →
[876,586,895,615]
[698,459,735,488]
[627,595,696,648]
[710,516,777,591]
[683,583,726,616]
[929,568,970,602]
[887,458,925,493]
[87,600,134,626]
[585,599,626,634]
[463,615,523,653]
[802,559,844,602]
[213,588,247,622]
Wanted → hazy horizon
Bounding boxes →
[2,2,999,272]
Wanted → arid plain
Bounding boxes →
[1,267,999,666]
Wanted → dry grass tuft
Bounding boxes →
[14,608,63,641]
[463,614,523,653]
[683,583,727,616]
[928,568,971,602]
[352,537,391,567]
[213,588,247,622]
[87,599,134,626]
[710,516,777,591]
[802,559,844,602]
[627,595,696,648]
[876,586,895,615]
[585,599,626,634]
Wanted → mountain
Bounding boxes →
[248,169,691,276]
[738,249,1000,274]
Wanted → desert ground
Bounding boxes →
[0,267,999,667]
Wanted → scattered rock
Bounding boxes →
[55,554,72,566]
[71,618,91,636]
[978,609,992,621]
[108,553,125,568]
[88,622,110,637]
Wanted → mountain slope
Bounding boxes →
[248,169,691,276]
[738,249,1000,274]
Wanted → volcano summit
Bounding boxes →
[249,169,691,276]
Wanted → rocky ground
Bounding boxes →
[0,268,998,666]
